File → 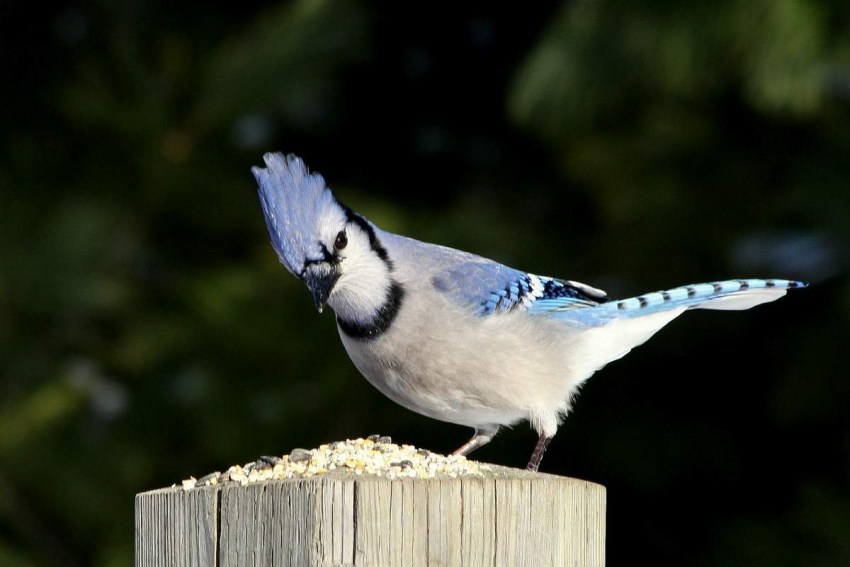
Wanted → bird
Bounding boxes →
[253,152,806,472]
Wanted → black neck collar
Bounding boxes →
[337,282,404,340]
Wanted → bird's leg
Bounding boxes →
[451,428,496,457]
[526,434,552,472]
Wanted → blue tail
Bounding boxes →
[550,278,805,382]
[602,278,806,317]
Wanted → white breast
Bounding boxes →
[337,287,588,437]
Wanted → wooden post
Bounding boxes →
[136,466,605,566]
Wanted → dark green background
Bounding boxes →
[2,1,848,564]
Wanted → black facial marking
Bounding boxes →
[337,283,405,340]
[301,244,335,277]
[336,202,394,269]
[765,280,776,287]
[687,287,696,297]
[713,283,723,293]
[738,280,749,290]
[662,291,671,301]
[638,296,648,308]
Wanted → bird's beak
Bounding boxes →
[303,264,339,313]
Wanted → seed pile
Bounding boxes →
[180,435,488,490]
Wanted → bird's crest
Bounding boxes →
[253,153,346,277]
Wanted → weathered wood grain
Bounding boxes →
[136,468,605,566]
[135,485,219,567]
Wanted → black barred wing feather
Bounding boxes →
[480,274,608,315]
[429,258,607,316]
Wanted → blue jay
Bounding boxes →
[254,153,805,472]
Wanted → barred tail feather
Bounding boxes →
[564,278,805,387]
[609,279,806,316]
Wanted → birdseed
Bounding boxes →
[179,436,488,490]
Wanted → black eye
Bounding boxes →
[334,230,348,251]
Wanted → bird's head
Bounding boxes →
[253,153,394,318]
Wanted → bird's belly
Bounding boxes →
[337,310,569,430]
[344,342,527,428]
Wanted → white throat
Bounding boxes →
[327,244,393,324]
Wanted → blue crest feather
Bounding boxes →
[253,153,344,277]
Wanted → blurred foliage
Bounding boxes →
[0,0,848,565]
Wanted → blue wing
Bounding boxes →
[430,255,803,328]
[474,277,805,321]
[413,231,804,321]
[481,274,608,314]
[429,259,608,315]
